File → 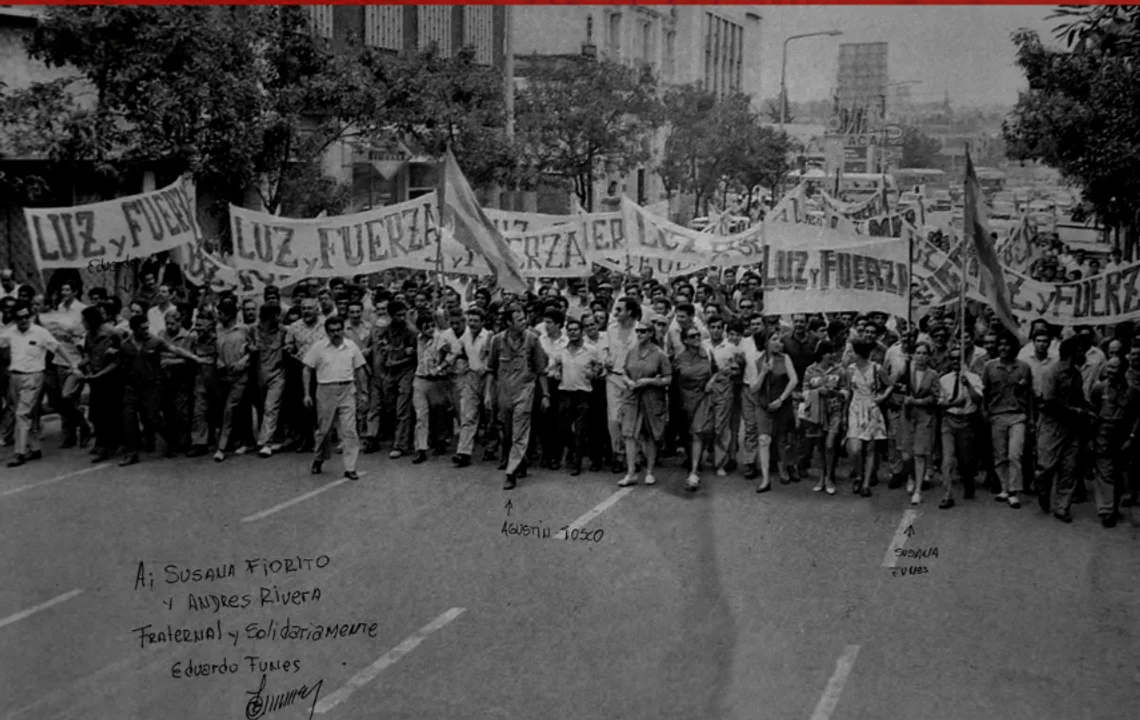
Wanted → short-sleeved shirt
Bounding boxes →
[216,322,252,372]
[302,338,365,384]
[254,324,287,375]
[1,324,61,373]
[940,370,983,416]
[286,319,328,362]
[416,330,454,378]
[553,342,601,392]
[371,322,417,372]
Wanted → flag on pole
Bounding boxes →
[439,148,527,295]
[964,148,1020,339]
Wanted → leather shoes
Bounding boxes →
[502,473,517,490]
[27,450,42,461]
[1053,511,1072,524]
[311,461,323,475]
[452,454,471,468]
[412,450,428,464]
[939,498,955,509]
[7,455,26,468]
[119,454,139,467]
[344,470,359,481]
[1100,514,1117,528]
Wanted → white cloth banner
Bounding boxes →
[25,177,201,270]
[764,240,911,318]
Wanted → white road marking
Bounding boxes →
[552,487,634,540]
[241,479,349,523]
[809,644,861,720]
[881,509,920,568]
[314,607,466,714]
[0,464,113,499]
[0,589,84,631]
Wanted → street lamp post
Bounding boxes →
[779,30,843,133]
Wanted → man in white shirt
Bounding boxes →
[600,297,639,473]
[146,284,175,338]
[40,280,91,448]
[939,344,984,508]
[453,306,492,467]
[549,317,603,475]
[0,268,22,300]
[302,315,367,480]
[2,302,83,466]
[410,312,455,464]
[538,308,570,468]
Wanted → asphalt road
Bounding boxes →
[2,419,1138,720]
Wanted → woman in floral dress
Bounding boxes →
[845,339,892,497]
[618,321,672,488]
[800,339,848,495]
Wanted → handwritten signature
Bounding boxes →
[244,673,323,720]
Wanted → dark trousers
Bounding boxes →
[88,376,122,454]
[540,386,563,466]
[559,390,591,471]
[122,383,163,455]
[44,365,88,442]
[586,379,611,467]
[161,366,194,451]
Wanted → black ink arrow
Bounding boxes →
[505,499,513,516]
[903,525,915,537]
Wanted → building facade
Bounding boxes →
[511,5,762,216]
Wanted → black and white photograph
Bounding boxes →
[0,2,1138,718]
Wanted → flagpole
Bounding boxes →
[958,145,970,358]
[436,152,447,292]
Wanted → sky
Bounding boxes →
[753,5,1062,107]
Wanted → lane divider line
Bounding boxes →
[809,644,861,720]
[881,509,920,568]
[0,589,84,631]
[1,464,113,499]
[552,487,634,540]
[241,479,350,523]
[314,607,466,714]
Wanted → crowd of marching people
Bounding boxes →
[1,259,1138,527]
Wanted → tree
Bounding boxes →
[514,56,659,211]
[657,85,789,216]
[0,5,385,220]
[373,46,516,190]
[899,125,942,168]
[1002,9,1140,257]
[762,98,794,125]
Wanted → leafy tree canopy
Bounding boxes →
[514,56,659,210]
[1003,7,1140,229]
[899,125,942,169]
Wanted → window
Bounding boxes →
[306,5,334,40]
[464,6,495,65]
[640,21,653,65]
[364,6,403,51]
[607,12,622,56]
[704,12,744,97]
[419,5,452,57]
[664,31,676,80]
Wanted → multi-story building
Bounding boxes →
[511,5,762,216]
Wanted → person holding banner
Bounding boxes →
[938,345,984,509]
[617,320,672,488]
[753,334,799,494]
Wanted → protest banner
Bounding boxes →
[228,195,442,278]
[24,177,201,271]
[763,239,911,318]
[484,208,573,234]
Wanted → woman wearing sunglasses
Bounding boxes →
[674,327,720,490]
[618,320,672,487]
